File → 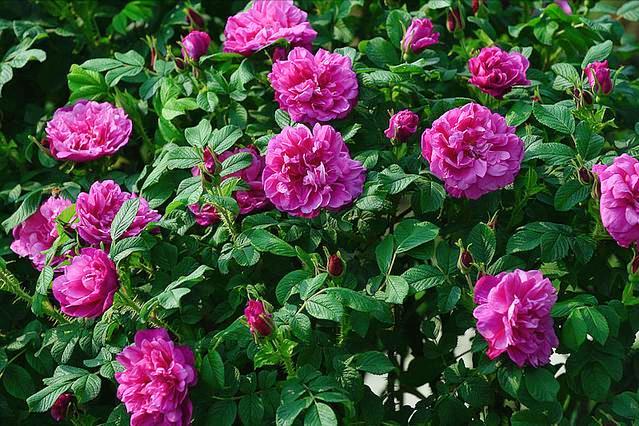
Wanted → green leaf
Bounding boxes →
[300,273,328,300]
[402,264,445,293]
[67,65,108,102]
[238,393,264,426]
[305,294,343,322]
[2,190,42,233]
[497,365,522,398]
[105,404,130,426]
[540,231,570,261]
[197,91,219,113]
[36,266,54,295]
[511,410,549,426]
[562,309,587,349]
[304,402,338,426]
[524,368,559,402]
[551,63,580,91]
[554,180,589,211]
[162,97,198,120]
[244,229,296,257]
[276,269,311,304]
[580,364,610,402]
[71,373,101,403]
[375,235,394,275]
[210,125,243,154]
[581,40,613,69]
[365,37,399,68]
[166,146,201,169]
[525,142,575,165]
[352,351,394,374]
[208,400,237,426]
[533,104,575,134]
[276,399,307,426]
[385,275,409,304]
[506,101,533,126]
[575,122,604,160]
[582,306,609,345]
[201,350,224,391]
[611,392,639,418]
[467,223,496,265]
[110,198,141,241]
[437,286,461,311]
[386,9,411,47]
[185,119,212,148]
[275,109,293,129]
[3,364,35,399]
[220,151,253,177]
[110,236,150,263]
[395,221,439,253]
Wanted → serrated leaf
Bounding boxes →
[554,180,589,211]
[581,40,613,69]
[305,294,343,322]
[533,104,575,134]
[110,198,141,241]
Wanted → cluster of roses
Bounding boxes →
[8,0,630,424]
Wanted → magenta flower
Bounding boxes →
[223,0,317,56]
[421,103,524,200]
[75,180,161,245]
[555,0,572,14]
[473,269,559,367]
[50,392,73,422]
[401,18,440,54]
[189,146,269,226]
[592,154,639,247]
[468,46,530,99]
[181,30,211,60]
[268,47,358,124]
[384,110,420,141]
[10,196,72,270]
[585,60,613,95]
[52,248,118,318]
[244,300,273,336]
[45,100,132,162]
[263,124,366,218]
[116,329,197,426]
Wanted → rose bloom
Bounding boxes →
[593,154,639,247]
[189,146,269,226]
[244,300,273,336]
[50,392,73,422]
[468,46,530,99]
[116,329,197,426]
[181,30,211,60]
[52,248,118,318]
[75,180,161,245]
[384,110,420,141]
[585,60,613,95]
[421,103,524,199]
[10,196,72,270]
[223,0,317,56]
[555,0,572,14]
[45,100,132,162]
[263,124,366,218]
[473,269,559,367]
[268,47,358,124]
[401,18,440,54]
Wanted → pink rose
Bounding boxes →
[384,110,420,141]
[468,46,530,99]
[268,47,358,124]
[116,329,197,426]
[585,60,613,95]
[10,196,72,270]
[45,100,132,162]
[181,30,211,60]
[401,18,440,54]
[421,103,524,199]
[52,248,118,318]
[473,269,559,367]
[75,180,161,245]
[50,392,73,422]
[593,154,639,247]
[263,124,366,218]
[555,0,572,14]
[244,300,273,336]
[223,0,317,56]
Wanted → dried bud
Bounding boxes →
[446,8,464,32]
[328,254,344,277]
[458,249,473,273]
[51,393,73,422]
[578,167,593,185]
[186,8,205,28]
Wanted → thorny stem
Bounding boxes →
[118,287,180,338]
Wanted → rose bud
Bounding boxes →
[328,254,344,277]
[50,393,73,422]
[585,61,613,95]
[631,253,639,275]
[446,8,464,32]
[472,0,484,14]
[578,167,593,185]
[186,8,205,28]
[458,249,473,273]
[401,18,440,54]
[181,30,211,61]
[244,300,273,336]
[555,0,572,15]
[384,110,419,142]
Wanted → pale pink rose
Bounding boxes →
[468,46,530,99]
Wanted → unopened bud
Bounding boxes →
[327,254,344,277]
[186,8,205,28]
[472,0,484,14]
[632,254,639,275]
[446,8,464,32]
[577,168,593,185]
[458,249,473,273]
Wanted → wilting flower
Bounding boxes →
[116,329,197,426]
[75,180,161,245]
[189,147,269,226]
[45,100,132,162]
[384,110,420,141]
[181,30,211,60]
[268,47,358,124]
[585,60,613,95]
[592,154,639,247]
[10,196,72,270]
[473,269,559,367]
[421,103,524,199]
[263,124,366,218]
[50,393,73,422]
[223,0,317,56]
[52,248,118,318]
[244,300,273,336]
[401,18,440,54]
[555,0,572,14]
[468,46,530,98]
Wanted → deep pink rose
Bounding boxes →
[384,110,420,141]
[592,154,639,247]
[116,329,197,426]
[45,100,132,162]
[401,18,440,54]
[50,392,73,422]
[263,124,366,218]
[181,30,211,60]
[555,0,572,14]
[421,103,524,199]
[189,147,269,226]
[268,47,358,124]
[75,180,161,245]
[244,300,273,336]
[468,46,530,99]
[585,60,613,95]
[473,269,559,367]
[52,248,118,318]
[223,0,317,56]
[10,196,72,270]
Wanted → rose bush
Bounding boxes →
[1,0,639,425]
